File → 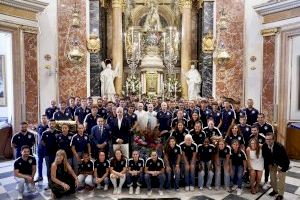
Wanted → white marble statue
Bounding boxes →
[100,60,119,102]
[185,64,202,100]
[143,0,162,32]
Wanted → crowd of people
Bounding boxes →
[11,95,290,200]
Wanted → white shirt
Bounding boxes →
[118,118,122,129]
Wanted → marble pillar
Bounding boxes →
[181,0,192,99]
[215,0,245,101]
[24,32,38,124]
[112,0,123,95]
[57,0,87,102]
[262,30,277,122]
[200,1,214,97]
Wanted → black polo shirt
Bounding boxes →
[145,157,164,171]
[45,106,58,119]
[56,133,74,158]
[41,129,60,156]
[128,158,144,171]
[165,144,182,165]
[185,108,200,119]
[218,145,231,159]
[53,111,72,121]
[74,107,91,124]
[200,108,212,127]
[70,133,90,153]
[173,110,190,120]
[170,129,189,144]
[203,127,222,138]
[211,111,222,126]
[97,107,108,119]
[171,117,188,128]
[78,160,94,174]
[190,130,206,145]
[235,109,247,124]
[84,113,100,135]
[110,158,127,172]
[238,124,252,146]
[64,106,76,120]
[225,134,245,146]
[94,159,110,177]
[254,122,274,136]
[180,142,198,161]
[221,109,236,133]
[198,144,215,162]
[156,110,173,131]
[124,113,138,127]
[37,124,48,143]
[243,108,259,125]
[12,131,36,156]
[230,150,247,166]
[14,156,36,175]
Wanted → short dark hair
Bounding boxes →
[49,119,56,122]
[20,121,28,125]
[265,132,274,139]
[251,125,258,129]
[21,145,30,151]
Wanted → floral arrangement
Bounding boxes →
[164,76,181,99]
[122,75,141,96]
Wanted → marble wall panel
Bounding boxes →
[262,35,275,122]
[24,32,38,124]
[215,0,245,101]
[57,0,87,102]
[191,7,198,61]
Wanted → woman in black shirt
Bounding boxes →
[110,149,127,195]
[225,124,245,149]
[164,136,181,191]
[187,112,201,131]
[170,121,189,144]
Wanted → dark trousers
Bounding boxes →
[50,174,76,198]
[37,145,46,178]
[45,154,55,184]
[264,162,269,183]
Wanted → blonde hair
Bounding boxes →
[55,150,68,172]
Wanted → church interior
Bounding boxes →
[1,0,300,200]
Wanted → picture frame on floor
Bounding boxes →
[0,55,6,106]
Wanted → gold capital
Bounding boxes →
[112,0,124,8]
[180,0,192,9]
[261,28,279,37]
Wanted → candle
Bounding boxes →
[168,82,170,94]
[174,84,177,100]
[126,82,128,96]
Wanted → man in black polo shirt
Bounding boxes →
[96,98,108,119]
[64,97,76,120]
[41,119,60,188]
[127,150,144,195]
[11,122,36,158]
[145,151,165,196]
[14,145,37,200]
[171,110,188,129]
[255,113,274,136]
[157,102,173,142]
[45,99,58,120]
[243,99,259,125]
[83,106,100,135]
[94,151,110,190]
[220,101,236,136]
[74,98,91,124]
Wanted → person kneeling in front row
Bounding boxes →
[127,150,144,195]
[94,151,110,190]
[77,153,94,191]
[145,150,165,196]
[110,149,127,195]
[14,145,37,200]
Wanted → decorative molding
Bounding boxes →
[261,27,279,36]
[0,13,38,27]
[254,0,300,16]
[0,0,48,13]
[0,4,37,21]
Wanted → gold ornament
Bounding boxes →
[202,32,214,53]
[87,33,101,54]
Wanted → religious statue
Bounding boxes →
[143,0,162,32]
[185,64,202,100]
[100,59,119,102]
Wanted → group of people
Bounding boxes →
[11,95,290,200]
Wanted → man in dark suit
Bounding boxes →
[110,107,130,158]
[90,117,110,158]
[262,132,290,200]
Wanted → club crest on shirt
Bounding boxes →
[77,138,80,141]
[28,135,32,139]
[88,164,90,167]
[28,159,32,164]
[246,127,249,131]
[238,136,241,140]
[59,137,61,140]
[252,110,255,114]
[191,147,194,150]
[68,136,72,140]
[167,112,170,115]
[174,149,178,153]
[240,113,243,116]
[157,162,160,166]
[18,136,20,139]
[103,163,106,167]
[102,110,105,113]
[84,136,88,140]
[138,163,141,167]
[264,126,268,130]
[224,149,227,153]
[228,112,231,115]
[259,139,262,143]
[209,149,212,152]
[121,161,124,165]
[217,113,220,116]
[238,153,241,157]
[19,162,22,165]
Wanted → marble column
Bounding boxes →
[112,0,123,95]
[261,28,278,123]
[181,0,192,99]
[24,31,39,124]
[200,1,214,97]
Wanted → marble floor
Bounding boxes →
[0,160,300,200]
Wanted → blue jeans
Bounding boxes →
[37,145,46,178]
[166,165,180,190]
[215,158,230,188]
[127,173,143,187]
[144,173,165,191]
[198,161,214,188]
[231,165,244,189]
[184,163,195,187]
[45,154,55,184]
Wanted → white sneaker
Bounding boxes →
[199,187,203,190]
[207,186,212,190]
[129,186,133,195]
[113,188,118,195]
[237,188,242,196]
[190,186,195,191]
[104,185,108,191]
[17,192,23,200]
[232,185,238,191]
[262,182,271,190]
[185,186,189,191]
[135,186,140,195]
[96,185,102,190]
[158,190,163,196]
[147,190,152,196]
[117,187,122,194]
